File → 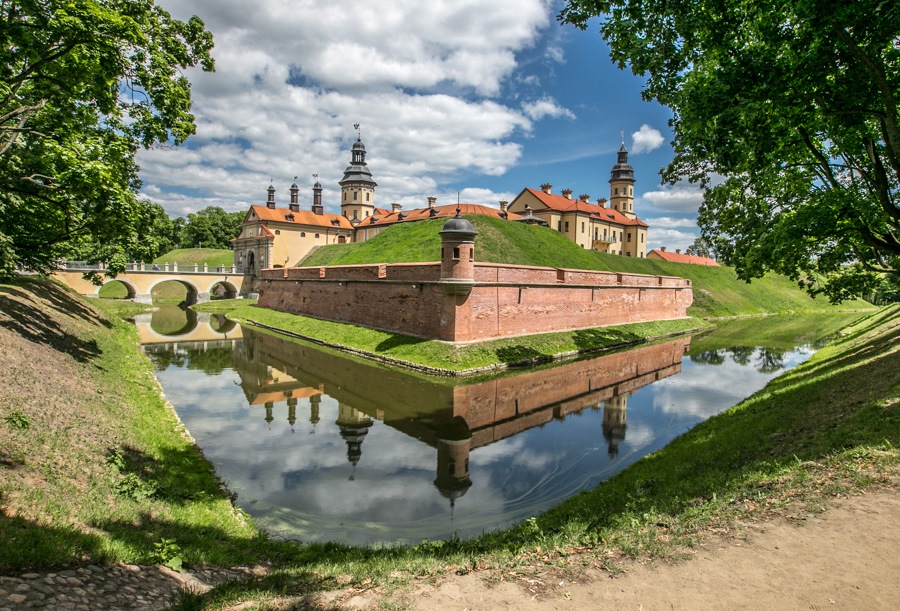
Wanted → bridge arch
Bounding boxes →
[146,278,204,305]
[99,277,139,300]
[204,278,239,300]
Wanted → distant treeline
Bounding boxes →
[65,203,243,264]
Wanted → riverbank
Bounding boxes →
[1,278,897,610]
[219,302,707,375]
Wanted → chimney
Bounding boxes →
[391,202,402,213]
[561,188,573,200]
[311,181,324,215]
[675,249,681,254]
[290,182,299,205]
[427,196,437,209]
[540,183,552,194]
[579,193,590,203]
[498,200,508,212]
[596,197,607,208]
[267,184,276,209]
[289,203,299,212]
[660,246,667,252]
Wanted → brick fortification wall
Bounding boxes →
[257,260,692,343]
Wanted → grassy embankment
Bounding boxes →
[219,215,868,373]
[301,215,871,319]
[1,279,897,609]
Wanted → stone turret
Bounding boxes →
[439,208,477,295]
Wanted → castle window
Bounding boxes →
[564,221,569,232]
[315,233,320,239]
[626,252,632,256]
[366,193,369,201]
[581,222,585,233]
[343,192,347,201]
[353,192,358,201]
[641,234,644,243]
[615,188,619,195]
[627,233,632,242]
[557,221,562,232]
[453,247,460,260]
[594,228,598,239]
[353,210,358,219]
[365,210,369,217]
[300,232,306,237]
[275,229,281,235]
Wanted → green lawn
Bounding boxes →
[2,278,896,611]
[228,303,707,374]
[153,248,234,268]
[301,215,871,319]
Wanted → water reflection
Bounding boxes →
[144,315,850,545]
[134,305,242,344]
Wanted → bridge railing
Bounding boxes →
[55,260,245,275]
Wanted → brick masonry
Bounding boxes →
[257,259,692,342]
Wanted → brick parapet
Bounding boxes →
[258,261,693,343]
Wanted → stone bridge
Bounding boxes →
[52,261,255,304]
[132,312,244,345]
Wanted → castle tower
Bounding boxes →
[609,143,636,219]
[438,208,477,295]
[335,404,373,480]
[433,416,473,509]
[339,136,377,222]
[602,393,628,459]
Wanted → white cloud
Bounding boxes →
[142,0,564,217]
[645,217,699,229]
[630,124,665,153]
[647,228,698,253]
[641,184,706,213]
[521,97,576,121]
[545,46,565,64]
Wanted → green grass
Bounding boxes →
[228,303,707,374]
[2,277,897,611]
[0,278,279,570]
[154,248,234,268]
[302,216,872,318]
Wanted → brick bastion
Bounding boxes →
[256,214,692,343]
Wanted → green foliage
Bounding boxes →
[301,215,871,318]
[178,207,244,250]
[3,409,30,431]
[559,0,900,301]
[152,538,184,572]
[0,1,215,278]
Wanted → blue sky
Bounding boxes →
[146,0,704,251]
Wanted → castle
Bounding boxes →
[232,136,650,275]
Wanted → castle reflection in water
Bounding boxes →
[225,328,689,506]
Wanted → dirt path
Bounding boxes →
[336,490,899,610]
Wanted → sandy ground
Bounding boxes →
[335,490,899,610]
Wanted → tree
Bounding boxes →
[561,0,900,301]
[685,237,717,261]
[0,0,214,278]
[178,206,243,250]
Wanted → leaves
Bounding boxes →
[560,0,900,300]
[0,0,214,277]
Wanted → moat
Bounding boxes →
[140,306,840,545]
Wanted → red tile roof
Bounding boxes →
[521,188,648,227]
[648,249,720,266]
[360,203,520,227]
[243,205,355,230]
